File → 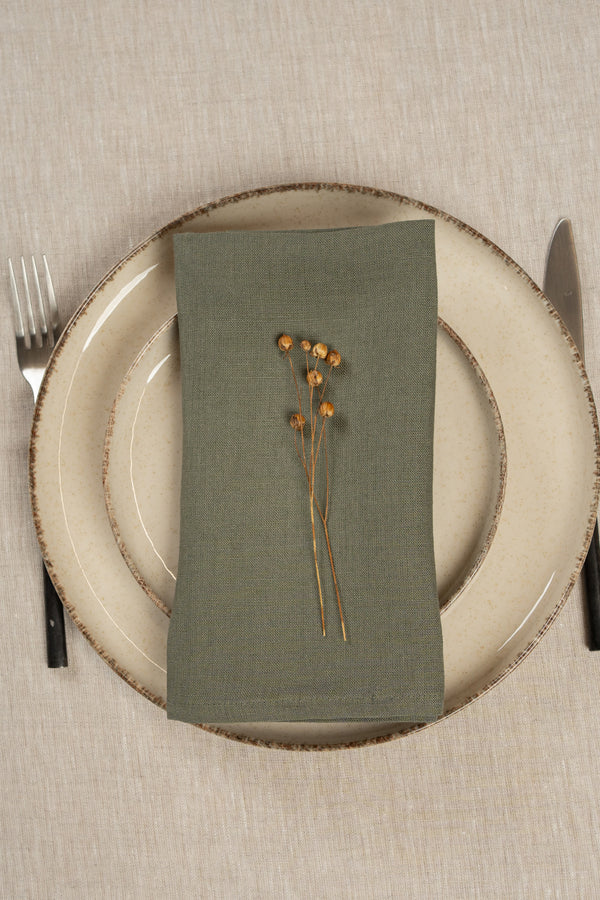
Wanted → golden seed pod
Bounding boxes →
[289,413,306,431]
[278,334,293,352]
[310,342,328,359]
[306,369,324,387]
[300,339,312,352]
[318,401,334,418]
[326,349,341,367]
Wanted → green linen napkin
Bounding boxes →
[167,221,444,723]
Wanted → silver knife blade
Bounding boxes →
[544,218,584,357]
[544,218,600,651]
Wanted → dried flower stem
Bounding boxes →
[320,516,346,641]
[309,382,325,635]
[289,351,324,634]
[320,367,333,395]
[323,427,330,521]
[314,417,326,467]
[294,422,346,641]
[313,413,346,641]
[293,431,310,483]
[310,478,326,636]
[286,352,307,477]
[310,362,346,640]
[279,335,346,639]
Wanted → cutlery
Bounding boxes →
[543,219,600,650]
[9,255,68,667]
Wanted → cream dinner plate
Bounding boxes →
[103,317,506,617]
[30,183,600,750]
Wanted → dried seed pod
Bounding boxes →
[318,401,334,418]
[289,413,306,431]
[278,334,293,352]
[300,339,312,352]
[326,349,341,368]
[306,369,323,387]
[310,342,328,359]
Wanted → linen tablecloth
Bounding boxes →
[1,2,599,897]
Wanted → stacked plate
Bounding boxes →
[30,183,599,749]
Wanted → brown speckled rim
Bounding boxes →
[436,319,507,611]
[29,181,600,751]
[102,315,177,617]
[102,316,507,619]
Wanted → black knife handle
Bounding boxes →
[583,521,600,651]
[43,563,68,667]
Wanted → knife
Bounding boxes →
[544,218,600,650]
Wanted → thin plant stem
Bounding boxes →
[312,362,344,637]
[321,517,346,641]
[308,382,325,635]
[295,425,327,634]
[313,416,326,468]
[287,353,307,470]
[310,482,325,636]
[294,417,345,639]
[315,420,345,641]
[323,426,330,522]
[317,371,333,520]
[320,366,333,396]
[308,384,315,458]
[294,430,310,484]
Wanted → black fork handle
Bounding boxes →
[43,564,68,667]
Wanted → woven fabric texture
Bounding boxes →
[168,224,443,723]
[1,1,599,897]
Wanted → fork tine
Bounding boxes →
[20,256,41,347]
[8,258,26,341]
[31,256,49,340]
[42,255,59,336]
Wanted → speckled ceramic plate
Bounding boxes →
[103,316,506,618]
[30,183,599,750]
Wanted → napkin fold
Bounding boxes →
[167,221,444,723]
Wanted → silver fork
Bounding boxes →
[9,255,68,667]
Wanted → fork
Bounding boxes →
[9,256,68,667]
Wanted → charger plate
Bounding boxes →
[103,316,506,616]
[30,183,600,750]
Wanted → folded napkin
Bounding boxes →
[167,220,444,723]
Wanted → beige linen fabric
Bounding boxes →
[1,1,599,897]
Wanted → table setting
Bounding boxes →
[3,2,600,897]
[20,181,598,750]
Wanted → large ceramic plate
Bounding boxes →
[30,183,599,750]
